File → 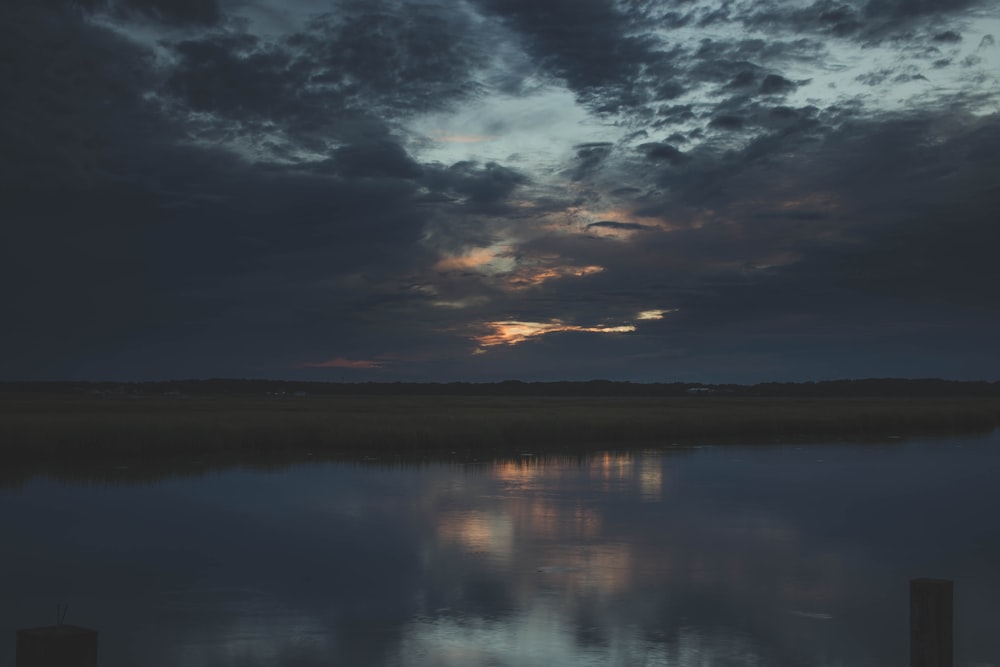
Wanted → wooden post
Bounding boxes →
[910,578,953,667]
[15,625,98,667]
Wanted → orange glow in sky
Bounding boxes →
[434,246,515,273]
[472,307,674,350]
[474,320,636,347]
[506,264,604,289]
[434,247,500,271]
[436,510,514,560]
[636,309,674,320]
[434,243,604,291]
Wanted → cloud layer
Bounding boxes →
[2,0,999,381]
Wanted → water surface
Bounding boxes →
[2,434,999,666]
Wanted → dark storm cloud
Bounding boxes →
[82,147,437,378]
[629,185,1000,380]
[724,70,759,90]
[739,0,992,41]
[838,120,1000,309]
[111,0,222,25]
[709,115,745,130]
[422,161,529,206]
[0,2,172,375]
[863,0,982,21]
[328,140,424,180]
[933,30,963,43]
[35,0,222,25]
[0,2,156,194]
[845,199,1000,311]
[587,221,654,232]
[649,108,985,222]
[814,3,864,36]
[1,137,434,378]
[632,102,832,209]
[472,0,682,110]
[691,42,766,87]
[1,190,163,378]
[674,40,808,125]
[855,67,929,85]
[471,101,1000,379]
[289,4,486,113]
[617,112,1000,336]
[651,105,697,130]
[0,0,468,378]
[166,34,295,118]
[3,0,999,382]
[164,1,486,145]
[759,74,797,95]
[568,142,615,181]
[640,143,689,165]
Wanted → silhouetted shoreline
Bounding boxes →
[2,388,998,483]
[4,377,1000,398]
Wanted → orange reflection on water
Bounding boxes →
[493,460,548,490]
[588,452,634,493]
[639,459,663,502]
[542,543,635,596]
[435,510,514,560]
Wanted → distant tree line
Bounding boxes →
[2,378,1000,397]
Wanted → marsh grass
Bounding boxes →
[2,395,998,469]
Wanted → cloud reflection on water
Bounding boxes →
[3,439,1000,666]
[403,451,854,667]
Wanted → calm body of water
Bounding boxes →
[2,434,999,667]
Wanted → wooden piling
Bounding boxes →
[910,578,953,667]
[15,625,98,667]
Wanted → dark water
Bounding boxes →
[2,434,999,667]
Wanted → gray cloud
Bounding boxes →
[586,221,654,232]
[737,0,994,43]
[113,0,222,25]
[640,142,690,165]
[328,140,424,181]
[476,109,1000,379]
[402,103,1000,381]
[473,0,682,111]
[567,142,616,181]
[759,74,798,95]
[35,0,223,25]
[0,2,448,378]
[933,30,963,43]
[422,161,529,206]
[2,0,999,381]
[863,0,983,21]
[709,115,745,130]
[290,4,486,113]
[162,2,486,151]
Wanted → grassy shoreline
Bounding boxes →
[3,395,999,468]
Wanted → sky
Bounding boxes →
[2,0,999,383]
